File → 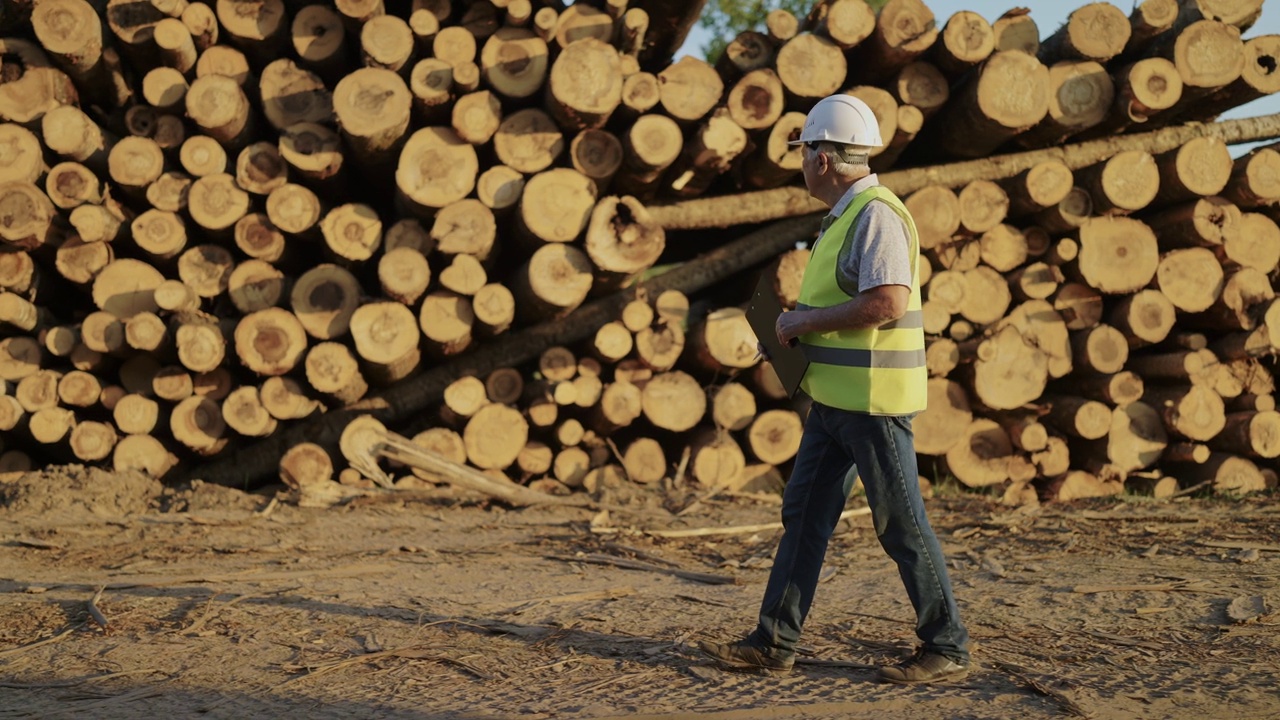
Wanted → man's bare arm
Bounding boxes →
[776,284,909,345]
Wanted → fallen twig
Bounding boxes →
[1073,581,1214,594]
[1200,540,1280,553]
[283,646,492,682]
[1170,479,1214,498]
[988,659,1092,718]
[547,553,739,585]
[182,587,300,636]
[0,624,81,659]
[507,586,636,615]
[27,561,395,591]
[0,669,161,689]
[648,507,871,538]
[87,586,108,630]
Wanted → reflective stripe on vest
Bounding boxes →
[795,185,927,415]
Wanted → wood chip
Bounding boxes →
[1227,595,1268,624]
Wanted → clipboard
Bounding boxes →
[746,273,809,398]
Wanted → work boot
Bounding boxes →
[698,640,794,675]
[878,648,970,684]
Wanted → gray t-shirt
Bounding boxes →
[817,175,913,297]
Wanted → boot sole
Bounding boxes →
[879,668,969,685]
[706,658,793,676]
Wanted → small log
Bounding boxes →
[1153,19,1245,105]
[1154,136,1233,205]
[944,418,1012,488]
[915,378,973,456]
[396,127,478,217]
[492,108,563,175]
[215,0,287,68]
[409,58,453,124]
[463,403,527,471]
[260,59,333,135]
[1017,60,1115,148]
[1085,58,1184,139]
[171,312,226,374]
[1171,451,1266,495]
[1144,384,1227,441]
[186,173,251,237]
[181,2,218,50]
[222,386,278,438]
[1042,394,1111,440]
[360,14,414,72]
[418,291,474,358]
[957,179,1009,235]
[925,11,993,81]
[179,136,227,179]
[640,371,705,433]
[846,0,937,85]
[1223,213,1280,274]
[1077,150,1160,214]
[1222,145,1280,208]
[1125,0,1179,55]
[1038,2,1131,64]
[305,341,368,406]
[1211,410,1280,459]
[170,395,228,456]
[1074,216,1160,294]
[351,302,421,384]
[472,283,515,337]
[746,409,803,465]
[518,168,596,245]
[280,442,335,492]
[186,74,253,150]
[476,28,547,102]
[378,247,431,306]
[1002,160,1074,218]
[992,8,1039,55]
[320,203,382,264]
[227,260,287,315]
[1155,247,1224,313]
[933,51,1050,159]
[1105,289,1172,348]
[614,114,683,198]
[547,38,622,130]
[112,434,176,478]
[891,62,949,119]
[774,32,845,105]
[291,5,347,85]
[724,68,785,134]
[333,68,412,171]
[113,393,160,436]
[512,244,593,322]
[1146,195,1242,250]
[715,31,773,83]
[234,307,308,376]
[260,376,321,421]
[195,45,252,86]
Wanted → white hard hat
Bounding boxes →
[789,94,883,148]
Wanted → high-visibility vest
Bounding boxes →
[796,185,927,415]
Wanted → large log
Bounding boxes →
[647,113,1280,230]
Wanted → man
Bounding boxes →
[699,94,971,684]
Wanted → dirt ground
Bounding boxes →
[1,467,1278,720]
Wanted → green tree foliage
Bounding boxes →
[698,0,891,62]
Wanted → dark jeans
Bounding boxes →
[748,401,970,664]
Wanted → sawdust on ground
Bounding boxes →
[0,466,1277,720]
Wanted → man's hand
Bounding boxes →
[776,310,808,348]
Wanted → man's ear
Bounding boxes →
[814,150,830,175]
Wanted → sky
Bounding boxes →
[677,1,1280,155]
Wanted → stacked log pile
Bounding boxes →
[0,0,1278,506]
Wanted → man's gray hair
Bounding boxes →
[813,142,872,177]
